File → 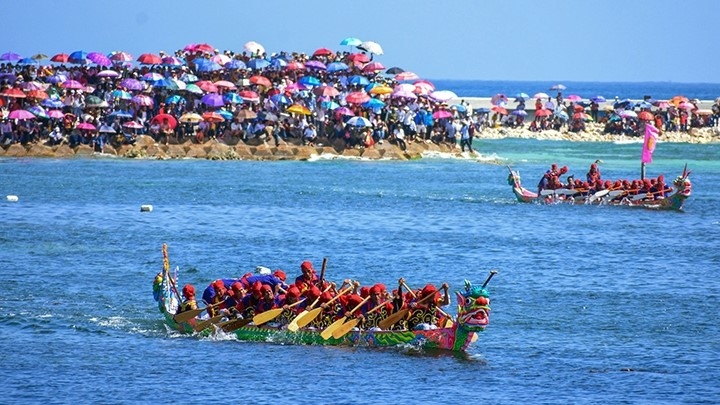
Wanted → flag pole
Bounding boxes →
[641,162,646,180]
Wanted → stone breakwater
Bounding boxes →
[1,124,717,160]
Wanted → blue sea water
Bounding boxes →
[1,144,720,402]
[431,80,720,101]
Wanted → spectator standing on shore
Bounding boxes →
[459,120,473,153]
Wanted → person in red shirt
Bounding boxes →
[294,261,318,293]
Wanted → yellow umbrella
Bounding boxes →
[287,104,311,115]
[368,86,393,95]
[179,113,203,123]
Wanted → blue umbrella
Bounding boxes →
[180,73,199,83]
[322,100,340,110]
[223,93,243,104]
[298,76,321,87]
[217,110,234,120]
[476,107,491,113]
[590,96,606,103]
[452,104,467,113]
[349,75,369,86]
[270,94,291,104]
[271,58,287,68]
[110,89,132,100]
[28,106,48,118]
[340,37,362,47]
[201,93,225,107]
[166,95,186,104]
[346,116,373,127]
[108,110,134,118]
[638,101,653,109]
[247,58,270,70]
[515,92,529,99]
[327,62,349,73]
[511,109,527,116]
[45,74,67,84]
[18,57,39,66]
[42,98,64,108]
[68,50,90,64]
[153,78,179,90]
[362,98,385,108]
[193,59,222,72]
[225,60,246,70]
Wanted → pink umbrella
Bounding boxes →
[137,53,162,65]
[432,110,453,119]
[395,71,419,81]
[334,107,354,116]
[196,80,219,93]
[655,101,670,109]
[97,69,120,78]
[131,95,154,106]
[238,90,259,102]
[678,102,695,110]
[346,91,370,104]
[76,122,96,131]
[211,54,231,65]
[391,90,417,100]
[285,61,305,70]
[285,83,309,92]
[123,121,143,129]
[313,85,339,97]
[47,109,65,119]
[109,51,133,62]
[8,109,35,120]
[565,94,582,102]
[362,62,385,73]
[491,93,508,106]
[429,90,457,102]
[61,80,84,89]
[214,80,237,90]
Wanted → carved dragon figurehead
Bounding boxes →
[455,279,490,331]
[673,174,692,197]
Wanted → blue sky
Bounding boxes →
[3,0,718,83]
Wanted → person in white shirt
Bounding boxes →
[303,124,317,146]
[393,125,406,151]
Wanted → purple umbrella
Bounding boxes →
[76,122,97,131]
[8,109,35,120]
[120,78,144,91]
[0,52,22,61]
[88,53,112,67]
[45,74,67,84]
[201,93,225,107]
[304,60,327,70]
[61,80,84,89]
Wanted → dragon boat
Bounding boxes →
[507,165,692,211]
[153,246,493,353]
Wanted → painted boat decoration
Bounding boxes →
[153,245,494,353]
[507,165,692,211]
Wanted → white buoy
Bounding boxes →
[140,204,153,212]
[6,195,18,202]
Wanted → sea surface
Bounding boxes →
[431,80,720,101]
[2,138,720,404]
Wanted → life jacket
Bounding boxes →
[179,299,197,313]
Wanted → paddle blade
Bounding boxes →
[378,309,408,330]
[320,316,347,340]
[332,318,360,339]
[174,307,204,323]
[286,310,308,332]
[253,308,284,326]
[295,307,322,329]
[222,317,253,333]
[193,314,224,332]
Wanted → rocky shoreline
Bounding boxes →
[1,124,717,160]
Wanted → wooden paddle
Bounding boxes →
[193,314,225,332]
[331,299,390,340]
[482,270,498,288]
[221,317,254,333]
[321,296,370,340]
[253,299,305,326]
[316,257,327,287]
[286,285,333,332]
[378,291,437,330]
[174,300,224,323]
[588,188,611,202]
[291,287,352,331]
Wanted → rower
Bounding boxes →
[357,284,393,330]
[177,284,198,314]
[406,283,450,331]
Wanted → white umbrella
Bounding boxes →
[346,116,373,127]
[358,41,383,55]
[244,41,265,55]
[429,90,458,102]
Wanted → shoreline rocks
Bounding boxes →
[1,124,717,160]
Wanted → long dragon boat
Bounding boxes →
[507,165,692,211]
[152,246,493,353]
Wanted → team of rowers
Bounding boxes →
[176,260,456,332]
[537,162,673,200]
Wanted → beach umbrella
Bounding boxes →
[131,94,154,106]
[61,80,84,89]
[357,41,383,55]
[565,94,582,102]
[196,80,219,93]
[362,98,385,109]
[237,109,257,120]
[27,106,48,119]
[201,111,225,123]
[225,59,247,70]
[638,101,653,109]
[97,69,120,78]
[109,51,133,62]
[249,76,271,87]
[47,109,65,119]
[87,52,111,66]
[304,60,327,70]
[335,107,354,116]
[368,84,392,95]
[491,94,509,106]
[313,85,339,97]
[152,78,179,90]
[184,84,203,94]
[270,93,291,105]
[179,113,203,123]
[313,48,333,57]
[395,72,419,81]
[50,53,70,63]
[8,109,35,120]
[511,110,528,117]
[515,92,530,99]
[1,52,22,61]
[31,53,48,60]
[2,88,26,98]
[42,98,64,108]
[110,89,132,99]
[166,95,186,104]
[363,62,385,73]
[108,110,133,118]
[120,78,144,91]
[45,73,68,84]
[213,80,236,90]
[216,110,233,120]
[210,54,231,65]
[17,58,39,66]
[244,41,265,55]
[161,56,185,67]
[535,109,552,117]
[68,50,90,64]
[491,106,508,115]
[619,110,637,118]
[322,100,340,110]
[195,59,223,72]
[286,104,311,115]
[429,90,458,102]
[391,90,417,100]
[238,90,260,102]
[137,53,162,65]
[678,102,695,110]
[346,91,370,104]
[549,84,566,91]
[346,116,373,127]
[638,111,654,121]
[201,93,225,107]
[386,67,404,75]
[533,92,550,99]
[346,53,370,64]
[432,110,453,120]
[348,75,370,86]
[285,61,305,71]
[20,81,45,92]
[327,62,349,73]
[123,121,143,129]
[340,37,362,47]
[298,76,321,87]
[247,58,270,70]
[141,72,164,82]
[151,113,178,128]
[76,122,96,131]
[590,96,606,103]
[191,43,215,53]
[223,93,243,104]
[270,58,287,69]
